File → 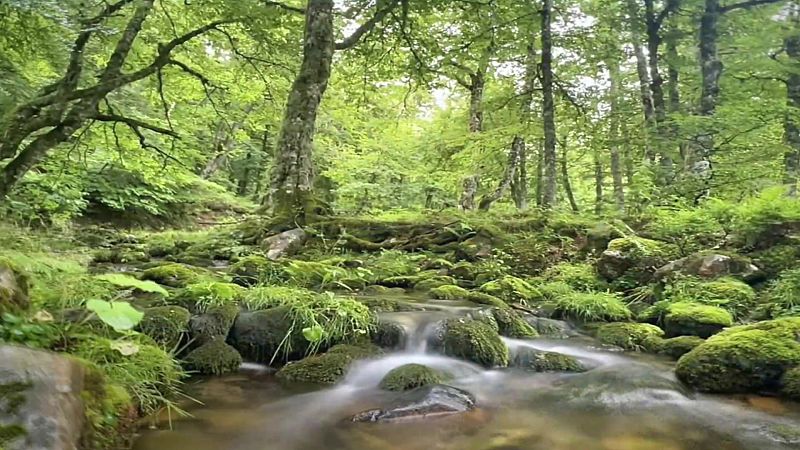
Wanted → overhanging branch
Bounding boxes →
[335,0,400,50]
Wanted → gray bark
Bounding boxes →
[608,59,625,211]
[541,0,558,209]
[479,136,523,211]
[460,175,479,210]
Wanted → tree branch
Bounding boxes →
[93,113,180,137]
[263,1,305,14]
[335,0,400,50]
[720,0,782,13]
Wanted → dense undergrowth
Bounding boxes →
[2,187,800,447]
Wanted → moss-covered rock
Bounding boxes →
[379,364,446,391]
[663,302,733,338]
[492,308,538,338]
[650,335,705,360]
[414,276,458,291]
[654,251,762,282]
[361,285,406,296]
[465,291,507,308]
[229,307,308,363]
[275,344,381,384]
[356,297,420,313]
[510,348,585,372]
[597,237,678,288]
[661,277,755,320]
[182,338,242,375]
[675,318,800,393]
[0,259,29,313]
[91,247,149,265]
[372,321,406,349]
[430,284,469,300]
[553,291,632,322]
[188,303,239,345]
[478,276,541,304]
[442,318,509,368]
[596,323,664,351]
[174,282,244,312]
[449,262,477,281]
[780,366,800,400]
[141,263,202,288]
[228,255,286,287]
[137,306,191,349]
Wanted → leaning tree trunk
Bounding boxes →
[785,22,800,196]
[541,0,558,209]
[479,136,523,211]
[608,58,625,211]
[267,0,335,220]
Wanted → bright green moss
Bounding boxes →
[510,349,585,372]
[137,306,191,349]
[652,335,705,360]
[449,261,478,281]
[183,339,243,375]
[536,281,575,301]
[664,301,733,338]
[379,364,446,391]
[175,281,244,311]
[479,276,541,304]
[414,276,458,291]
[542,262,606,292]
[553,291,632,322]
[676,322,800,393]
[442,318,509,368]
[607,236,674,257]
[596,323,664,351]
[275,344,381,384]
[663,277,755,319]
[492,308,538,338]
[141,263,201,288]
[465,291,507,308]
[713,317,800,340]
[430,284,470,300]
[780,366,800,400]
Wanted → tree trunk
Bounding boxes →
[468,76,485,133]
[666,28,681,114]
[511,143,528,210]
[644,0,667,125]
[535,141,544,207]
[202,107,253,179]
[786,20,800,196]
[608,58,625,211]
[627,0,656,161]
[541,0,558,209]
[594,152,603,214]
[510,36,537,212]
[479,136,523,211]
[560,147,579,213]
[460,175,479,210]
[267,0,335,220]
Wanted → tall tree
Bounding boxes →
[540,0,558,209]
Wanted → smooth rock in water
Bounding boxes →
[351,384,475,423]
[525,316,576,339]
[262,228,307,260]
[655,252,762,282]
[0,346,86,450]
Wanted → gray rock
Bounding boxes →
[654,252,762,282]
[0,346,86,450]
[351,384,476,423]
[596,250,630,280]
[262,228,307,260]
[0,262,29,312]
[525,316,577,339]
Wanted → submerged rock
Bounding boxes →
[351,384,476,423]
[262,228,307,260]
[0,346,86,450]
[509,348,585,372]
[379,364,447,391]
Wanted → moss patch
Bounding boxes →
[663,302,733,338]
[175,282,244,311]
[492,308,538,338]
[141,263,202,288]
[596,323,664,351]
[553,291,632,322]
[229,255,286,287]
[137,306,191,349]
[379,364,446,391]
[189,303,239,345]
[651,336,705,360]
[510,349,585,372]
[442,318,509,368]
[430,284,469,300]
[479,276,541,304]
[275,344,382,384]
[465,291,507,308]
[183,339,243,375]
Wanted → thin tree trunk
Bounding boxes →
[560,146,579,213]
[460,176,479,210]
[666,28,681,114]
[627,0,656,161]
[594,152,603,214]
[644,0,667,125]
[786,18,800,196]
[479,136,523,211]
[535,141,544,207]
[468,77,485,133]
[202,106,253,179]
[608,58,625,211]
[511,36,537,211]
[541,0,558,209]
[267,0,335,219]
[512,144,528,210]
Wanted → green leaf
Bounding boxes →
[302,325,325,343]
[95,273,169,296]
[86,299,144,332]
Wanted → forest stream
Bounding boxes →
[133,294,800,450]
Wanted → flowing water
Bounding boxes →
[134,296,800,450]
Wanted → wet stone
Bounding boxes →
[350,384,476,423]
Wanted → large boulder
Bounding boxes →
[0,260,29,313]
[595,323,664,351]
[351,384,476,423]
[262,228,307,260]
[675,318,800,394]
[441,318,509,368]
[654,251,762,282]
[0,346,86,450]
[228,307,308,363]
[662,302,733,338]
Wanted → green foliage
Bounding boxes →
[763,268,800,318]
[0,312,58,348]
[478,276,541,305]
[379,364,446,391]
[241,286,316,310]
[229,255,287,287]
[553,291,632,322]
[596,323,664,351]
[284,260,351,289]
[175,282,244,312]
[541,262,606,292]
[86,300,144,332]
[95,273,169,297]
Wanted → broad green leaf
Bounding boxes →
[95,273,169,297]
[302,325,325,343]
[86,299,144,332]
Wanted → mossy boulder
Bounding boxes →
[492,308,538,338]
[449,262,477,281]
[141,263,202,288]
[372,321,406,349]
[597,237,678,287]
[675,318,800,393]
[663,302,733,338]
[510,348,585,372]
[379,364,446,391]
[188,303,239,345]
[413,276,458,291]
[441,318,509,368]
[430,285,469,300]
[275,344,381,384]
[357,297,420,313]
[465,291,507,308]
[780,366,800,400]
[228,255,286,287]
[649,335,705,360]
[137,306,191,349]
[229,307,308,363]
[661,277,755,320]
[478,276,541,304]
[174,282,244,312]
[655,251,762,282]
[182,338,242,375]
[0,259,29,313]
[596,323,664,351]
[361,285,405,296]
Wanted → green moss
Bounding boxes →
[599,237,679,287]
[0,381,30,415]
[183,339,243,375]
[275,344,381,384]
[536,281,575,301]
[663,301,733,338]
[357,297,420,312]
[607,236,674,256]
[492,308,538,338]
[79,363,135,450]
[442,318,509,368]
[465,291,507,308]
[511,350,585,372]
[175,282,244,311]
[379,364,446,391]
[430,284,470,300]
[0,259,30,313]
[596,323,664,351]
[141,263,202,288]
[479,276,541,304]
[189,302,239,344]
[781,366,800,400]
[542,262,606,292]
[652,336,705,360]
[553,291,632,322]
[413,276,458,291]
[663,277,755,319]
[676,321,800,393]
[229,255,286,287]
[449,261,477,280]
[137,306,191,349]
[380,275,423,288]
[0,424,26,447]
[714,317,800,340]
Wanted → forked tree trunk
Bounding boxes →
[267,0,335,219]
[541,0,558,209]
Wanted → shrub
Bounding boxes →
[553,291,632,322]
